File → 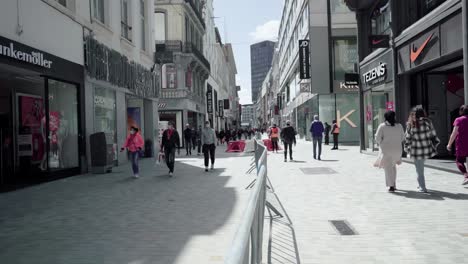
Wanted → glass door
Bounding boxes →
[47,79,79,170]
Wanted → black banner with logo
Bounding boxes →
[299,40,311,79]
[369,35,390,49]
[206,85,213,114]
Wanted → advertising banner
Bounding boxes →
[127,107,142,132]
[299,40,311,79]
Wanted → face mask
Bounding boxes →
[205,125,210,128]
[130,130,135,135]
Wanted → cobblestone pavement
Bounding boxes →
[0,147,256,264]
[263,140,468,264]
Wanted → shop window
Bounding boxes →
[332,38,358,81]
[371,0,391,36]
[155,12,167,42]
[47,79,79,170]
[94,87,117,162]
[331,0,349,13]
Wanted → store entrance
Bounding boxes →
[0,64,81,190]
[411,63,465,157]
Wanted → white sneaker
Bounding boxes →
[462,178,468,185]
[211,164,214,170]
[169,172,173,177]
[133,174,139,179]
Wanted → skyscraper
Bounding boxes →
[250,41,276,103]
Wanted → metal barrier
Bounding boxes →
[225,139,267,264]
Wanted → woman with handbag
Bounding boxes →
[121,126,144,179]
[374,111,405,192]
[331,120,340,150]
[404,107,440,193]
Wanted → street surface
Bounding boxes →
[1,140,468,264]
[263,140,468,264]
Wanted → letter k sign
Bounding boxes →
[337,110,357,128]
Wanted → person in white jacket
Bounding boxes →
[374,111,405,192]
[201,121,217,172]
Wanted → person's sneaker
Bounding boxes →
[211,164,214,170]
[462,178,468,185]
[169,172,173,177]
[417,186,427,193]
[205,167,209,172]
[318,157,321,161]
[284,159,287,162]
[313,156,316,160]
[133,174,139,179]
[388,187,395,192]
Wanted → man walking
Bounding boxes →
[324,122,331,145]
[281,121,296,162]
[269,124,280,152]
[202,121,217,172]
[161,122,180,177]
[183,124,192,155]
[310,115,325,160]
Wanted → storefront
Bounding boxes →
[395,5,465,157]
[360,48,394,151]
[84,36,159,166]
[0,36,85,188]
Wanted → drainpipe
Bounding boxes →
[463,0,468,104]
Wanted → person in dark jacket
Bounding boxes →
[225,130,231,145]
[162,122,180,177]
[183,124,192,155]
[310,115,325,160]
[331,120,340,150]
[191,127,197,151]
[281,121,296,162]
[324,122,331,145]
[219,130,226,145]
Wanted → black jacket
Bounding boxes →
[183,128,192,140]
[162,129,181,149]
[281,126,296,144]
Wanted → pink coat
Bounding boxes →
[123,133,144,152]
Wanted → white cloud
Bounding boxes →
[249,20,280,42]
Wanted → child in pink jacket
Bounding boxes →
[121,126,144,178]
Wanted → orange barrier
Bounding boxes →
[263,139,282,151]
[226,140,246,152]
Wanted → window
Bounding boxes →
[155,12,166,42]
[140,0,146,50]
[332,38,358,80]
[121,0,132,41]
[55,0,76,11]
[56,0,67,6]
[93,0,105,23]
[331,0,349,13]
[371,0,391,35]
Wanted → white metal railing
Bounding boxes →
[225,139,267,264]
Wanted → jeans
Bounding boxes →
[203,144,216,167]
[284,142,293,160]
[456,156,468,175]
[271,138,279,152]
[185,139,192,154]
[313,137,322,159]
[129,151,139,175]
[414,159,426,191]
[164,147,176,173]
[333,134,339,149]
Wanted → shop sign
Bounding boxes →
[158,102,167,109]
[0,41,53,68]
[298,40,311,79]
[344,73,360,86]
[386,101,395,111]
[85,36,158,98]
[223,99,230,109]
[218,100,224,117]
[206,86,213,114]
[300,83,310,93]
[362,62,387,85]
[369,35,390,49]
[94,95,115,110]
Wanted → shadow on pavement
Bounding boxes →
[317,159,339,162]
[0,150,242,264]
[391,189,468,200]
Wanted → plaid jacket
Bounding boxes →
[404,118,440,160]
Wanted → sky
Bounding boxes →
[213,0,284,105]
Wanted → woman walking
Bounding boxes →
[161,122,181,177]
[374,111,405,192]
[331,120,340,150]
[404,107,440,193]
[447,105,468,185]
[121,126,144,178]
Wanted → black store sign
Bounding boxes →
[360,49,394,91]
[206,86,213,114]
[299,40,311,79]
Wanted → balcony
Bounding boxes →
[184,0,206,29]
[155,41,211,71]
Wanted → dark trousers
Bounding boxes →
[313,137,322,158]
[333,134,339,149]
[185,139,192,154]
[324,135,330,145]
[129,151,139,175]
[456,155,468,175]
[197,140,202,153]
[164,147,176,173]
[203,144,216,167]
[284,142,293,160]
[192,138,197,150]
[271,138,279,152]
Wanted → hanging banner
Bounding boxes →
[218,100,224,117]
[206,86,213,114]
[299,40,311,79]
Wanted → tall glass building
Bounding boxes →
[250,41,276,103]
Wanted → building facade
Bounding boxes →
[250,40,276,103]
[154,0,210,145]
[276,0,359,142]
[0,0,159,189]
[347,0,466,157]
[241,104,256,128]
